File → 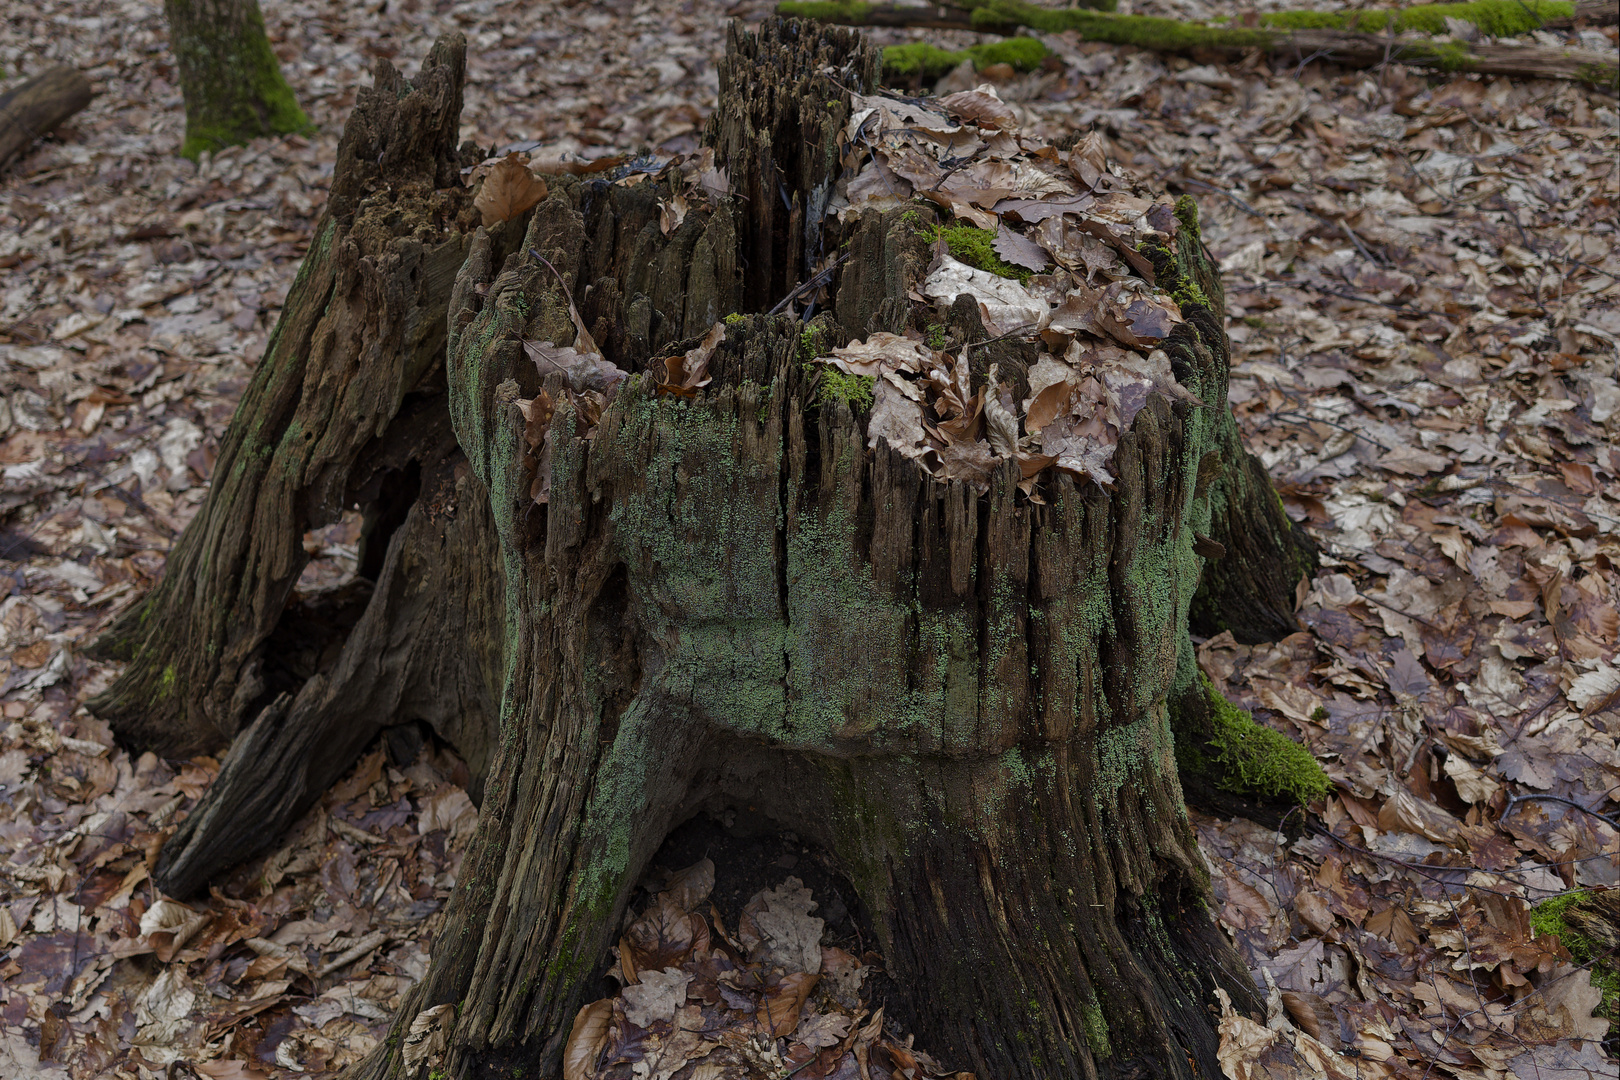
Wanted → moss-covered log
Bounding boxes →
[93,18,1333,1080]
[164,0,312,159]
[0,65,95,168]
[785,0,1620,88]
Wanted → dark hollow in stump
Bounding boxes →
[91,21,1320,1080]
[0,65,94,168]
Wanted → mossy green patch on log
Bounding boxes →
[1174,673,1329,805]
[1529,891,1620,1034]
[883,37,1051,81]
[166,0,312,160]
[928,223,1031,282]
[784,0,1617,86]
[1255,0,1571,36]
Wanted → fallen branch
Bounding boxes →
[0,66,95,168]
[781,0,1620,87]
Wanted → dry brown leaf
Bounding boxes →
[623,967,693,1028]
[659,322,724,398]
[562,998,614,1080]
[475,153,549,227]
[937,85,1018,131]
[759,972,818,1038]
[992,223,1048,273]
[401,1003,455,1074]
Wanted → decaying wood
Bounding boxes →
[0,65,94,168]
[90,36,486,756]
[782,0,1620,87]
[94,18,1327,1080]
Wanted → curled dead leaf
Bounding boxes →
[475,153,549,228]
[402,1003,456,1074]
[562,998,615,1080]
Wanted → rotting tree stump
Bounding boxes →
[91,20,1320,1080]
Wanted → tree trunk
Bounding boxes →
[90,20,1328,1080]
[163,0,312,159]
[0,65,94,168]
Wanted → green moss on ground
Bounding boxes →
[1529,892,1620,1035]
[1177,673,1330,804]
[927,223,1031,282]
[883,37,1051,81]
[1257,0,1570,36]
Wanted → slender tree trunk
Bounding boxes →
[164,0,311,159]
[92,20,1327,1080]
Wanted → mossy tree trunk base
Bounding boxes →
[90,20,1331,1080]
[164,0,313,159]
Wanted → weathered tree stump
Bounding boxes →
[92,20,1323,1080]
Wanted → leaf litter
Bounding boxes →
[550,860,972,1080]
[2,0,1619,1075]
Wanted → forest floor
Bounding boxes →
[1,0,1618,1077]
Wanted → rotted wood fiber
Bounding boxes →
[89,35,485,755]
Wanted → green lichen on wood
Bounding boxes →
[1529,892,1620,1034]
[882,37,1051,81]
[1176,673,1329,804]
[165,0,312,160]
[1255,0,1570,36]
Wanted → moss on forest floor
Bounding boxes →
[1175,673,1330,805]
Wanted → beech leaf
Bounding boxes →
[475,153,549,227]
[562,999,615,1080]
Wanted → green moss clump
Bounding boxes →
[1179,674,1330,804]
[1173,193,1199,239]
[818,369,875,410]
[1529,893,1620,1034]
[724,312,746,326]
[882,37,1052,81]
[778,0,873,21]
[1258,0,1570,37]
[926,323,946,350]
[929,223,1030,282]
